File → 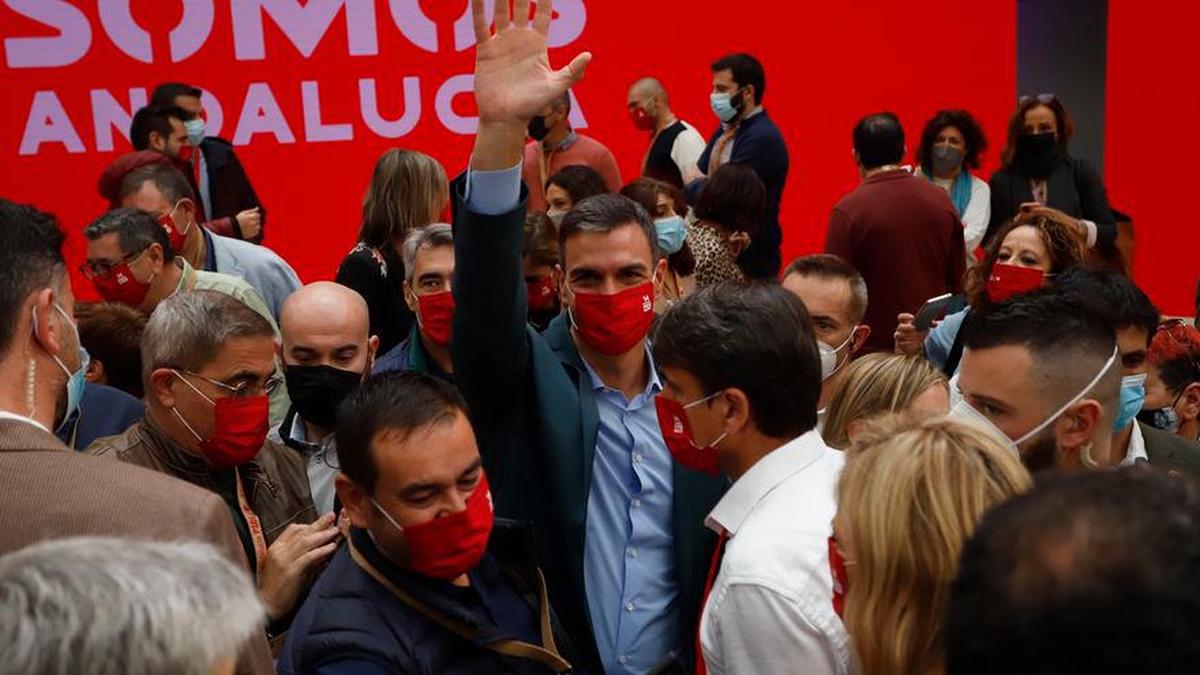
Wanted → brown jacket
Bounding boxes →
[0,416,274,675]
[86,415,318,551]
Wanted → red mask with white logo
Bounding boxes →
[569,282,656,356]
[985,263,1045,304]
[92,263,153,307]
[159,201,191,253]
[654,392,726,475]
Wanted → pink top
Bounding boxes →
[522,133,623,212]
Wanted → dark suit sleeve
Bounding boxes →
[824,207,854,266]
[946,212,967,293]
[985,170,1014,249]
[1074,159,1117,249]
[211,152,267,243]
[728,131,786,182]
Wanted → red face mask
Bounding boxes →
[986,263,1045,304]
[172,371,269,470]
[159,202,190,252]
[654,393,726,475]
[176,143,194,164]
[569,282,656,356]
[92,263,152,307]
[630,107,656,131]
[527,276,557,312]
[374,472,495,580]
[828,535,850,618]
[416,290,455,347]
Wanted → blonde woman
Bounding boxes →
[822,353,949,449]
[336,149,449,353]
[830,415,1032,675]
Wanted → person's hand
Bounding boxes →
[235,207,262,241]
[337,508,352,540]
[894,313,926,356]
[470,0,591,170]
[258,513,338,621]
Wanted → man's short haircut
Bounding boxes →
[1053,266,1160,345]
[961,289,1119,416]
[401,223,454,283]
[141,290,274,384]
[783,254,869,323]
[946,469,1200,675]
[129,104,188,151]
[545,165,609,204]
[0,199,66,357]
[0,537,263,675]
[853,112,906,169]
[119,163,197,204]
[655,282,821,437]
[150,82,202,107]
[711,53,766,104]
[337,371,469,493]
[84,207,175,261]
[75,302,149,398]
[559,194,660,263]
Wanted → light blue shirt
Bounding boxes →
[580,347,679,674]
[924,307,971,373]
[464,163,523,215]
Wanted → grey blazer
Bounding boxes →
[210,231,301,321]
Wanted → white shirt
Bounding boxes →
[1119,421,1148,467]
[700,431,851,675]
[670,121,708,179]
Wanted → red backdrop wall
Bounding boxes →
[1,0,1015,304]
[1106,0,1200,317]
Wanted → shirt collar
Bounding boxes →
[705,430,828,537]
[579,341,662,397]
[1119,422,1149,467]
[543,129,578,153]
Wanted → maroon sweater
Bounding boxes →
[825,169,966,353]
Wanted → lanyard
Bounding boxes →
[347,537,572,673]
[234,467,269,576]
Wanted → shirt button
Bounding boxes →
[625,602,635,612]
[634,453,644,464]
[629,547,639,558]
[633,498,642,508]
[618,655,629,665]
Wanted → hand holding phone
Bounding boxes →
[914,293,954,331]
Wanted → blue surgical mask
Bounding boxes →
[710,91,740,123]
[1113,373,1147,431]
[184,118,206,146]
[32,303,89,429]
[654,215,687,255]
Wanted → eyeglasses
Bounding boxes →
[182,369,283,398]
[1019,93,1058,106]
[79,244,151,280]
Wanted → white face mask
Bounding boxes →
[950,344,1119,459]
[818,328,857,381]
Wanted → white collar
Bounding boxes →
[705,430,828,537]
[0,409,50,434]
[1119,422,1148,467]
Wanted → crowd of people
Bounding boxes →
[3,2,1200,674]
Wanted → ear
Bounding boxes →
[336,474,373,529]
[721,388,753,436]
[1056,400,1104,462]
[85,359,105,384]
[367,335,380,364]
[148,368,179,409]
[653,256,669,287]
[402,280,418,313]
[148,131,167,152]
[147,243,167,273]
[1181,383,1200,422]
[851,325,872,354]
[741,85,756,106]
[728,231,751,257]
[178,197,198,223]
[29,288,64,358]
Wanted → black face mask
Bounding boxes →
[284,364,365,430]
[1016,132,1064,179]
[528,116,551,142]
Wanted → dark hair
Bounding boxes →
[119,163,196,205]
[129,105,188,151]
[853,112,905,169]
[915,109,987,173]
[336,372,468,493]
[150,82,202,109]
[693,163,766,237]
[545,165,609,206]
[711,53,766,104]
[559,194,659,262]
[782,254,868,323]
[1151,322,1200,395]
[1053,267,1160,346]
[963,215,1088,310]
[654,282,821,437]
[84,208,175,262]
[1001,96,1076,168]
[620,178,696,277]
[75,302,148,398]
[0,200,66,356]
[523,211,560,269]
[947,469,1200,675]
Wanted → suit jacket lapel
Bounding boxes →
[543,315,598,495]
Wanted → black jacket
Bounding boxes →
[280,522,579,674]
[200,137,267,243]
[1142,422,1200,482]
[986,154,1116,250]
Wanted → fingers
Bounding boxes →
[472,0,489,43]
[897,313,915,324]
[494,0,510,30]
[533,0,553,34]
[556,51,592,88]
[514,0,531,28]
[298,541,339,570]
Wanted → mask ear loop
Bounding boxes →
[1013,344,1120,448]
[168,370,214,443]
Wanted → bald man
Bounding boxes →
[627,77,707,188]
[270,282,378,514]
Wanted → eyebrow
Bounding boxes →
[417,272,446,285]
[398,459,484,500]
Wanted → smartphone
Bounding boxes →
[914,293,954,331]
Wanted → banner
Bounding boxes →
[1,1,1018,306]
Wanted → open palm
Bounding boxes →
[472,0,591,125]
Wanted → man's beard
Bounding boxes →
[1020,428,1060,472]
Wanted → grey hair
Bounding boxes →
[142,289,274,384]
[402,223,454,283]
[0,537,263,675]
[559,194,661,263]
[84,207,175,261]
[119,163,197,204]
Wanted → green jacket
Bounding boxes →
[451,196,725,673]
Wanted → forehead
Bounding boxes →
[198,335,277,377]
[660,364,703,394]
[782,273,853,320]
[87,231,127,258]
[712,69,736,87]
[959,344,1039,404]
[122,183,171,211]
[1116,326,1149,355]
[563,222,655,270]
[282,300,368,347]
[937,125,964,139]
[1001,226,1046,252]
[411,244,454,275]
[372,413,479,486]
[1024,105,1057,125]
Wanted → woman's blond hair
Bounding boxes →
[358,149,448,249]
[837,415,1032,675]
[822,354,947,450]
